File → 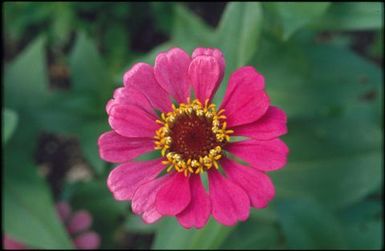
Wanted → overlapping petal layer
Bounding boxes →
[98,131,153,163]
[208,170,250,226]
[189,48,225,102]
[107,159,165,201]
[222,158,275,208]
[100,47,288,229]
[220,66,269,127]
[231,106,287,140]
[154,48,191,103]
[176,175,211,229]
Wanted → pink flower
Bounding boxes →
[98,47,288,228]
[3,202,100,249]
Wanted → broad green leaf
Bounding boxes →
[285,116,381,162]
[34,93,92,134]
[339,200,383,249]
[216,2,263,69]
[3,157,73,249]
[69,32,111,105]
[172,4,214,49]
[50,3,74,46]
[103,22,131,72]
[4,36,49,110]
[2,108,18,145]
[220,219,280,249]
[272,151,382,210]
[78,119,109,174]
[270,2,331,40]
[312,2,383,31]
[251,36,382,210]
[276,198,347,249]
[253,36,382,120]
[152,218,233,249]
[213,2,264,105]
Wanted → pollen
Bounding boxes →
[154,98,233,176]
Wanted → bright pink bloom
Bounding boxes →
[3,202,100,249]
[98,47,288,228]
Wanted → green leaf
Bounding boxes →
[4,36,49,110]
[3,159,73,248]
[172,4,214,50]
[276,198,347,249]
[270,2,331,40]
[339,200,383,249]
[34,93,92,134]
[216,2,263,69]
[50,3,74,46]
[78,119,109,174]
[253,37,382,120]
[152,218,233,249]
[252,36,383,210]
[312,2,383,31]
[103,22,131,72]
[2,108,18,145]
[69,32,111,104]
[220,219,280,249]
[272,151,382,211]
[213,2,264,104]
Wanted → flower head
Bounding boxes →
[3,202,100,249]
[98,47,288,228]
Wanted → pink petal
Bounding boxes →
[192,48,225,82]
[106,86,154,115]
[220,66,269,127]
[98,131,154,163]
[108,103,159,138]
[221,158,275,208]
[155,173,191,216]
[3,235,27,249]
[154,48,191,103]
[188,55,223,103]
[132,176,169,224]
[107,159,165,201]
[106,98,115,115]
[67,210,92,234]
[226,139,289,171]
[55,201,72,222]
[232,106,287,140]
[123,63,172,112]
[176,175,211,229]
[208,170,250,226]
[73,231,100,249]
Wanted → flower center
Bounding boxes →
[154,98,233,176]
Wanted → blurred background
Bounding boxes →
[2,2,383,249]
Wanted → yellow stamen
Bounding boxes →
[154,98,233,176]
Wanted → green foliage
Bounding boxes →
[220,219,280,249]
[2,108,18,145]
[313,2,384,31]
[2,2,383,249]
[270,2,331,40]
[3,155,73,249]
[276,198,347,249]
[152,218,232,249]
[4,36,50,110]
[66,180,127,248]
